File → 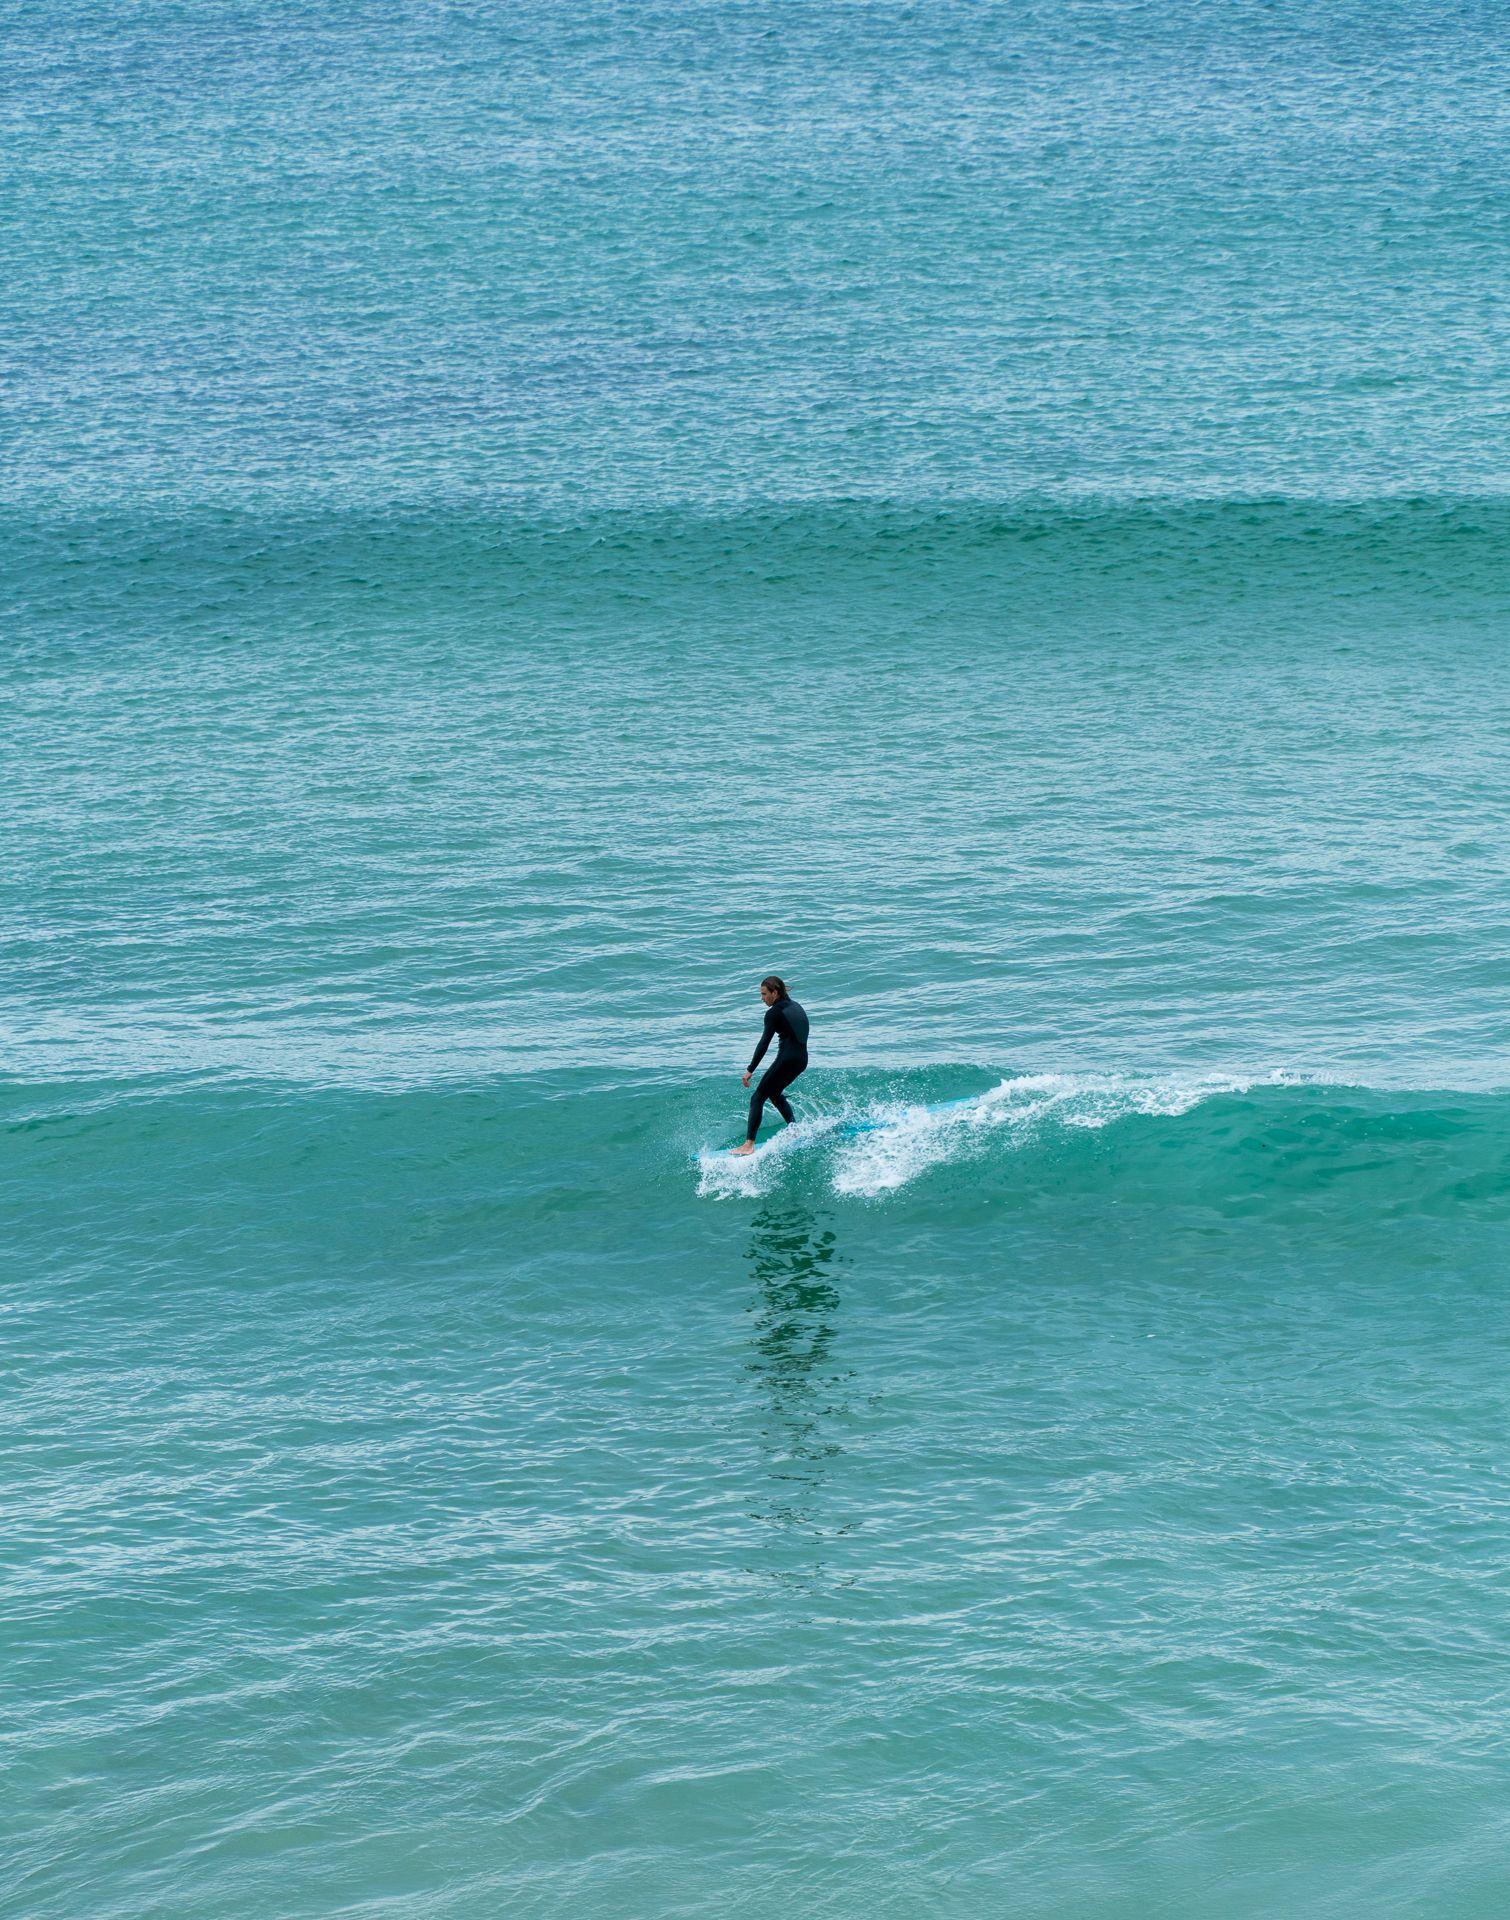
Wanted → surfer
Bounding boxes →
[733,975,809,1153]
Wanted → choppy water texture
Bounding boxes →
[8,3,1510,1916]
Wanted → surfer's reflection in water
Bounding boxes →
[744,1201,857,1580]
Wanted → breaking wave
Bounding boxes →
[694,1069,1510,1217]
[694,1072,1246,1199]
[8,1066,1510,1260]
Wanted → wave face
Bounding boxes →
[695,1069,1510,1211]
[12,496,1510,643]
[11,1068,1510,1240]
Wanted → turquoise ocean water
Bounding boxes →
[10,3,1510,1914]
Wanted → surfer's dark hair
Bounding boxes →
[761,974,787,997]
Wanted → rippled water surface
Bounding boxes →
[9,1,1510,1915]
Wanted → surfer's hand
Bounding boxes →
[741,1071,751,1087]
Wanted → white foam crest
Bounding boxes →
[829,1070,1265,1198]
[693,1070,1294,1201]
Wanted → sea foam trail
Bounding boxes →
[694,1071,1269,1200]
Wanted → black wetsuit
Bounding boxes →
[746,997,809,1140]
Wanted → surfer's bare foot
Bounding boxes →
[731,1141,755,1155]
